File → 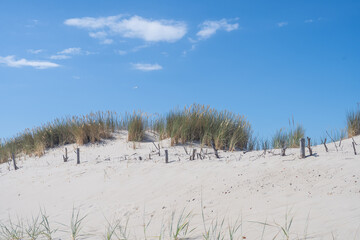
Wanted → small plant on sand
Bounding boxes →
[127,112,146,142]
[103,220,119,240]
[169,209,195,240]
[70,208,87,240]
[25,215,42,240]
[272,128,289,150]
[0,217,24,240]
[272,118,305,152]
[347,106,360,137]
[40,210,57,240]
[117,218,130,240]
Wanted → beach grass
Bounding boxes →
[347,107,360,138]
[272,119,305,149]
[0,207,355,240]
[0,104,253,163]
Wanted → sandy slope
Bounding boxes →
[0,132,359,239]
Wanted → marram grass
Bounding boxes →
[347,108,360,138]
[0,104,253,163]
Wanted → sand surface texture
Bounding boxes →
[1,132,359,239]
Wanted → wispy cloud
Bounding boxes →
[277,22,288,27]
[64,15,187,43]
[89,31,113,44]
[304,19,314,23]
[132,63,162,71]
[0,55,59,69]
[58,47,82,55]
[50,55,71,60]
[117,50,127,55]
[197,19,239,40]
[27,49,43,54]
[182,44,196,56]
[50,47,86,60]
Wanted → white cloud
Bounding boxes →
[305,19,314,23]
[0,55,59,69]
[89,31,113,44]
[197,19,238,40]
[89,31,108,39]
[50,47,84,60]
[50,55,71,60]
[117,50,127,55]
[182,44,196,56]
[101,39,113,44]
[58,47,82,55]
[27,49,43,54]
[65,15,187,42]
[132,63,162,71]
[277,22,288,27]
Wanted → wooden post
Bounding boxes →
[352,142,357,155]
[76,148,80,164]
[211,139,220,159]
[300,138,305,158]
[307,137,313,156]
[281,147,286,156]
[165,150,168,163]
[63,148,68,162]
[12,153,18,170]
[323,138,329,152]
[191,149,197,161]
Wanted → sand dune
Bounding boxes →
[1,132,359,239]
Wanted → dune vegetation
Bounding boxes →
[347,107,360,138]
[272,121,305,150]
[1,103,359,164]
[0,104,253,163]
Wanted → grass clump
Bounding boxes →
[127,112,146,142]
[347,107,360,137]
[164,104,252,151]
[272,119,305,149]
[0,111,119,164]
[0,104,253,163]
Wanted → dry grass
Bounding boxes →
[0,111,119,164]
[0,104,253,163]
[163,104,252,151]
[127,112,146,142]
[272,119,305,149]
[0,207,356,240]
[347,108,360,137]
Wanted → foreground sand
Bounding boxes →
[1,132,359,239]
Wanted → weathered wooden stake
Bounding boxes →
[76,148,80,164]
[352,142,357,155]
[63,147,68,162]
[165,150,168,163]
[323,138,329,152]
[300,138,305,158]
[191,149,197,161]
[12,153,19,170]
[211,139,220,159]
[281,147,286,156]
[307,137,313,156]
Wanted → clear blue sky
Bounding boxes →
[0,0,359,141]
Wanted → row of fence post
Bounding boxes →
[7,138,358,170]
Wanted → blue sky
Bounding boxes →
[0,0,359,141]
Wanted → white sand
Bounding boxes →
[1,132,359,239]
